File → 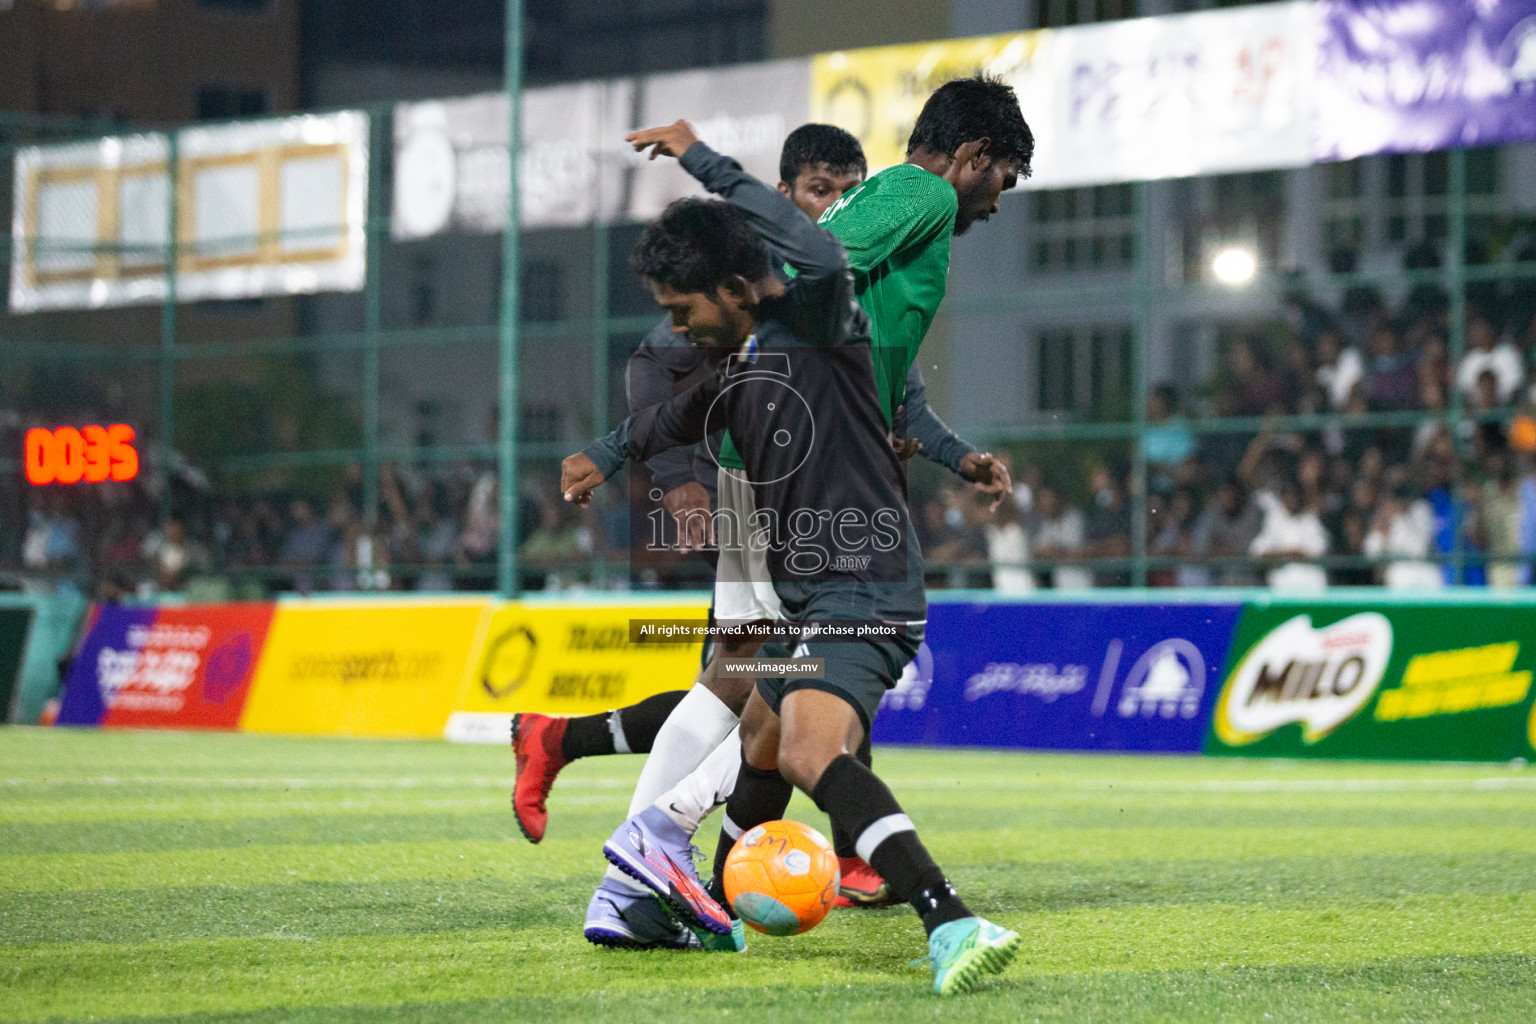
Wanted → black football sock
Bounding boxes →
[831,735,875,859]
[615,689,690,754]
[712,759,793,887]
[810,753,971,935]
[558,713,614,762]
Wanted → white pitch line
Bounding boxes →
[877,777,1536,793]
[0,776,634,790]
[2,775,1534,794]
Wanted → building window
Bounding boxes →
[1037,325,1133,420]
[1035,0,1136,28]
[1382,148,1499,246]
[1180,170,1283,282]
[197,0,270,11]
[410,255,436,326]
[196,85,269,120]
[1030,184,1135,274]
[521,260,563,323]
[1321,159,1365,255]
[1038,329,1076,413]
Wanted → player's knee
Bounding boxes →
[776,742,834,792]
[740,703,778,771]
[701,673,754,714]
[719,633,764,658]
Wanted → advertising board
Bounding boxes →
[444,599,707,744]
[810,3,1314,187]
[1030,1,1316,188]
[10,112,368,313]
[392,81,634,238]
[239,599,492,738]
[1315,0,1536,160]
[1206,604,1536,760]
[56,603,275,729]
[872,602,1242,752]
[810,34,1044,176]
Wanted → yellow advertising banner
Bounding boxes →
[810,31,1050,173]
[444,599,707,744]
[240,598,494,738]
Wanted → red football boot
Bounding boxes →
[511,713,569,843]
[835,855,896,908]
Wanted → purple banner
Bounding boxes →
[56,605,158,727]
[872,602,1241,753]
[1316,1,1536,160]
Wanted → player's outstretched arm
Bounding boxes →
[903,363,975,475]
[901,364,1011,512]
[625,372,718,465]
[628,120,845,283]
[676,138,846,284]
[571,373,710,500]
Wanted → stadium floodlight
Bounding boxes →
[1211,246,1257,286]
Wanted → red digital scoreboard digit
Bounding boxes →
[24,425,140,485]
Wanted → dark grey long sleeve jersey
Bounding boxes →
[588,308,976,488]
[586,351,973,481]
[622,318,717,497]
[611,142,925,601]
[903,364,977,474]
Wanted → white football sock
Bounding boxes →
[656,727,742,836]
[602,684,739,892]
[624,683,739,816]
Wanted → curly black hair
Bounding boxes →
[630,198,772,294]
[778,123,866,185]
[906,74,1034,177]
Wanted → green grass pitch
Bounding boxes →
[2,728,1534,1023]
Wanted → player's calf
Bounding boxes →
[777,688,1015,993]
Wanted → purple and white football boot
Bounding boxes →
[602,806,734,936]
[583,874,698,949]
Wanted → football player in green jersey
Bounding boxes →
[552,81,1033,974]
[697,72,1033,903]
[819,73,1033,429]
[570,117,1029,992]
[522,112,1016,861]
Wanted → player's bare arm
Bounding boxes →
[959,452,1012,512]
[560,452,606,507]
[627,120,701,161]
[664,480,714,551]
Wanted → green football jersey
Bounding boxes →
[718,163,957,470]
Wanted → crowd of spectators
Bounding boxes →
[1,437,722,597]
[8,291,1536,597]
[5,460,492,597]
[918,296,1536,592]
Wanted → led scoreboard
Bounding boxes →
[24,425,139,485]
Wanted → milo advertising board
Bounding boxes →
[1206,603,1536,761]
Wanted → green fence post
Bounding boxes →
[590,221,611,587]
[159,131,179,525]
[497,0,524,599]
[1447,148,1467,586]
[362,105,386,528]
[1130,180,1151,588]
